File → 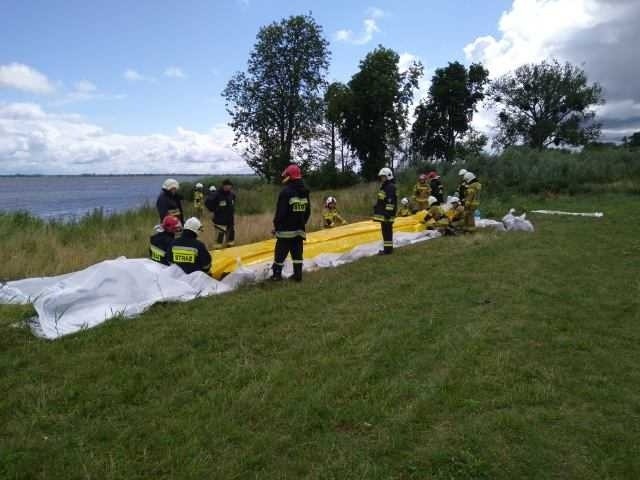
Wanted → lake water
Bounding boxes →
[0,175,202,220]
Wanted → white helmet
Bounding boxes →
[378,167,393,180]
[209,185,217,192]
[428,196,438,207]
[325,196,337,207]
[458,169,468,177]
[183,217,203,234]
[450,196,460,204]
[195,182,203,189]
[463,171,477,183]
[162,178,179,191]
[400,197,409,206]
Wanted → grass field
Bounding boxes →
[1,193,639,479]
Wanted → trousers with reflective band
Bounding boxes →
[276,230,306,239]
[172,247,197,264]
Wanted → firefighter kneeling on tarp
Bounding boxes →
[270,164,311,282]
[373,167,397,255]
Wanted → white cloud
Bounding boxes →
[164,67,187,79]
[49,80,125,106]
[123,69,156,83]
[334,8,383,45]
[0,102,247,175]
[0,63,55,94]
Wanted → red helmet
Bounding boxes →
[426,171,439,179]
[419,174,428,182]
[162,215,182,233]
[282,164,302,182]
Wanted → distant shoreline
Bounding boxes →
[0,173,254,178]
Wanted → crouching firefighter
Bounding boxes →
[373,167,397,255]
[166,217,212,275]
[149,215,182,264]
[271,164,311,282]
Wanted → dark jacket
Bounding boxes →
[373,180,397,223]
[166,230,212,275]
[149,230,175,265]
[273,179,311,239]
[205,190,236,226]
[430,177,444,203]
[156,189,184,223]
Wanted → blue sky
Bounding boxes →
[1,0,638,174]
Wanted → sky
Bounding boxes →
[1,0,638,174]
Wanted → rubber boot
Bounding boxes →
[270,263,283,281]
[292,263,303,282]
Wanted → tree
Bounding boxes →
[489,59,604,150]
[324,82,351,171]
[222,14,330,182]
[411,62,489,161]
[622,131,640,148]
[340,46,422,180]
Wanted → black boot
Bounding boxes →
[271,263,283,281]
[292,263,303,282]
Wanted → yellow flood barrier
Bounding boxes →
[210,212,428,279]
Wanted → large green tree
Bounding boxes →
[411,61,489,161]
[324,82,351,171]
[340,46,422,180]
[489,59,604,149]
[222,14,330,181]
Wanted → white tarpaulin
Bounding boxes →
[531,209,604,218]
[1,214,524,340]
[0,230,440,340]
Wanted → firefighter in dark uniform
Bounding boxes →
[373,167,397,255]
[427,171,444,204]
[149,215,182,265]
[271,164,311,282]
[166,217,212,275]
[156,178,184,224]
[205,179,236,249]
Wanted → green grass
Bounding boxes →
[1,193,640,479]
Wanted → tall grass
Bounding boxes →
[1,184,378,281]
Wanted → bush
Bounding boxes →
[305,164,361,190]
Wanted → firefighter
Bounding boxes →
[397,197,412,217]
[412,174,431,211]
[456,169,468,201]
[166,217,212,275]
[446,196,465,231]
[205,179,236,249]
[156,178,184,224]
[422,196,449,232]
[373,167,397,255]
[271,164,311,282]
[322,196,347,228]
[463,171,482,232]
[193,182,204,217]
[149,215,182,264]
[427,171,444,203]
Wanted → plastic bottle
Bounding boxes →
[474,210,481,221]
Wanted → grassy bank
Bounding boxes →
[0,183,378,281]
[1,193,639,478]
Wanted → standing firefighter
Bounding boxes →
[271,164,311,282]
[206,179,236,249]
[193,183,204,217]
[322,196,347,228]
[427,171,444,204]
[463,171,482,232]
[156,178,184,224]
[149,215,182,265]
[412,174,431,211]
[456,169,468,201]
[166,217,212,274]
[373,167,397,255]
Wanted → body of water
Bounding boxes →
[0,175,202,220]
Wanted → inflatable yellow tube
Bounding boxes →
[210,212,428,279]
